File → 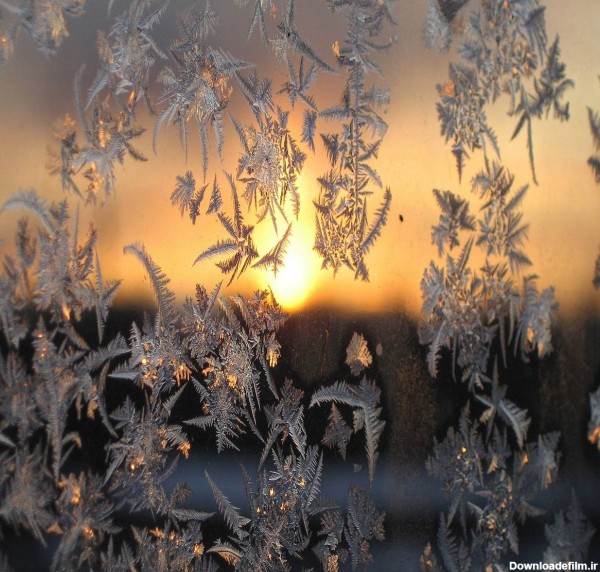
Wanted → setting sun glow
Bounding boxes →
[268,238,316,311]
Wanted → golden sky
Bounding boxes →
[0,0,599,319]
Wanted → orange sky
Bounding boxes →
[0,0,599,319]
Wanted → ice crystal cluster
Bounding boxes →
[587,82,600,452]
[0,0,396,569]
[427,0,572,183]
[2,0,394,282]
[587,103,600,290]
[420,1,596,571]
[0,190,386,570]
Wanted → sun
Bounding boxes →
[267,236,316,311]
